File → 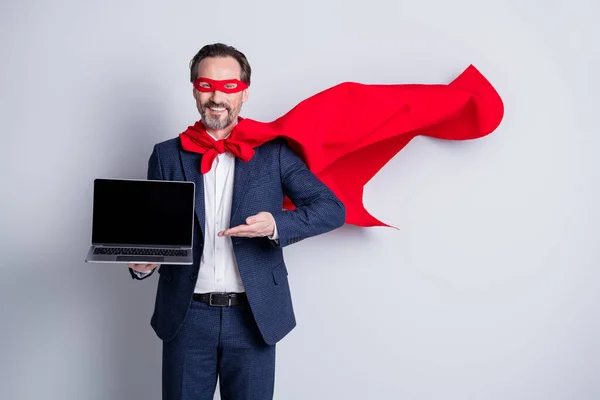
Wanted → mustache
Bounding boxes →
[202,101,230,111]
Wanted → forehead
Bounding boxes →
[196,56,242,80]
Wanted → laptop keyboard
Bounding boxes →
[94,247,187,257]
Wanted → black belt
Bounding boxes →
[193,292,248,307]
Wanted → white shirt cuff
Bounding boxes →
[268,220,279,242]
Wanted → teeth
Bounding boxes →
[210,107,225,111]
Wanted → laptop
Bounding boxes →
[85,178,195,264]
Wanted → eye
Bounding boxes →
[198,82,212,89]
[223,83,238,89]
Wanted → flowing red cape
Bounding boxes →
[181,64,504,228]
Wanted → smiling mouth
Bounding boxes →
[209,106,227,112]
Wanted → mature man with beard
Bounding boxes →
[127,43,346,400]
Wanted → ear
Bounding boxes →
[241,88,249,103]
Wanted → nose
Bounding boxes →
[210,90,225,104]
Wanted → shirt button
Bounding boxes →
[217,278,223,282]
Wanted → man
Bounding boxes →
[128,43,346,400]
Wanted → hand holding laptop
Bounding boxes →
[128,263,160,273]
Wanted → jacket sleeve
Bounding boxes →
[270,140,346,248]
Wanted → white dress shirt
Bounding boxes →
[135,132,279,292]
[196,139,243,293]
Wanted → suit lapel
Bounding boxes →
[180,149,205,239]
[179,145,259,234]
[230,146,259,226]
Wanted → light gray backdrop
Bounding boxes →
[1,0,598,399]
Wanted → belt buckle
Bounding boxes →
[209,293,231,307]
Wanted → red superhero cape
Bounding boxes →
[181,64,504,228]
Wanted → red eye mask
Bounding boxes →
[193,78,248,94]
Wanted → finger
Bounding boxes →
[218,225,239,236]
[221,223,264,237]
[220,225,253,237]
[128,263,158,272]
[224,222,273,237]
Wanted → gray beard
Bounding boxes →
[200,104,239,130]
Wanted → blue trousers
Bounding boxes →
[162,299,276,400]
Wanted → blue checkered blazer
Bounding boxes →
[130,137,346,345]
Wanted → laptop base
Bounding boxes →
[85,246,193,265]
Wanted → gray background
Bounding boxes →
[1,0,598,399]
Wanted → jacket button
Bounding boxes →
[190,274,197,281]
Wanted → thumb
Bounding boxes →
[246,215,257,225]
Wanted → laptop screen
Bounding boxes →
[92,179,195,247]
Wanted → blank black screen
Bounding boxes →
[92,179,194,246]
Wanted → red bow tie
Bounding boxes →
[179,121,255,174]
